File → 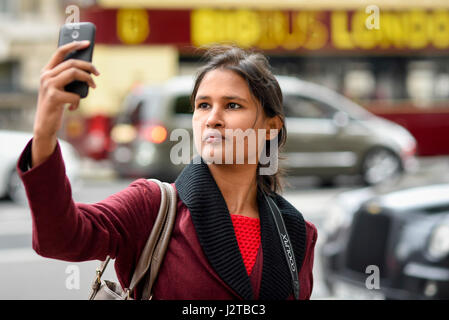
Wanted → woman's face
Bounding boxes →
[192,68,276,165]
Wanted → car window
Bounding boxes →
[283,95,337,119]
[173,95,193,114]
[116,88,164,125]
[129,101,143,125]
[116,99,145,126]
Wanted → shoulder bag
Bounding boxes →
[88,178,177,300]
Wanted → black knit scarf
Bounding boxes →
[174,156,307,300]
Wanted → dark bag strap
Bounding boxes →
[263,192,300,300]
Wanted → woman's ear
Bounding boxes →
[265,115,283,140]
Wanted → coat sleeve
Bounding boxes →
[16,138,161,268]
[299,220,318,300]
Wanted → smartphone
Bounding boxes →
[58,22,96,98]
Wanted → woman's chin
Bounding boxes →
[201,152,226,164]
[199,144,257,165]
[199,144,224,163]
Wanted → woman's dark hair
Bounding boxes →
[190,44,288,195]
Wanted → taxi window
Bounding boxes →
[173,95,193,114]
[116,89,162,125]
[284,95,337,119]
[116,99,145,126]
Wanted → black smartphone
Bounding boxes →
[58,22,96,98]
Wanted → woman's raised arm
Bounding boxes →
[16,42,161,273]
[32,40,99,168]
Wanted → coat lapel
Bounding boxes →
[175,156,307,300]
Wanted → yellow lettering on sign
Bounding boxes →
[406,10,428,49]
[282,12,308,50]
[191,9,216,46]
[257,11,287,50]
[351,11,377,49]
[191,9,449,51]
[331,11,354,49]
[117,9,150,45]
[230,10,261,48]
[377,12,405,49]
[213,10,230,44]
[191,9,260,48]
[302,11,328,50]
[331,10,449,51]
[257,11,328,50]
[431,10,449,49]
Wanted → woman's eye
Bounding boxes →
[197,103,208,109]
[228,103,241,109]
[196,103,241,110]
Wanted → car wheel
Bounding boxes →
[7,169,27,205]
[361,147,403,186]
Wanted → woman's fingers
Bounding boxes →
[52,67,97,90]
[45,59,100,79]
[44,87,81,106]
[68,100,79,111]
[60,91,81,106]
[42,40,91,72]
[34,42,95,140]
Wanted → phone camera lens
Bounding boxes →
[71,30,80,39]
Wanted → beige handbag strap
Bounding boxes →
[94,178,177,300]
[129,179,177,299]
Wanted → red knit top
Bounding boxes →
[230,214,261,276]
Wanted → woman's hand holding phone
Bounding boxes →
[31,40,100,168]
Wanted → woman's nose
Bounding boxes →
[206,105,224,128]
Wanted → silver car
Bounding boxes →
[0,130,81,204]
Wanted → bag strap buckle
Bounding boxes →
[95,267,102,284]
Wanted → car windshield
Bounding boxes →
[283,95,336,119]
[116,89,162,126]
[331,93,374,120]
[280,79,374,121]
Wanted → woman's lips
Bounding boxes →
[205,136,224,144]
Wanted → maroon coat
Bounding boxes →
[17,138,318,300]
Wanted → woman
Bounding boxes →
[17,41,317,300]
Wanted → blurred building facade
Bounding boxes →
[0,0,63,130]
[1,0,448,157]
[82,0,449,157]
